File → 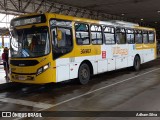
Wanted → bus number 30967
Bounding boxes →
[81,49,91,54]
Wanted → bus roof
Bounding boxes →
[12,12,155,31]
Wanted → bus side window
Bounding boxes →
[135,30,143,44]
[143,31,149,44]
[126,29,135,44]
[103,26,115,44]
[75,23,90,45]
[148,31,155,43]
[90,25,102,45]
[51,27,73,59]
[57,28,72,47]
[116,28,126,44]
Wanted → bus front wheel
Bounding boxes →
[133,56,141,71]
[78,63,90,85]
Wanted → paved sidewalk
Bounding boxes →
[0,66,8,84]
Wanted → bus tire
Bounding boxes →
[78,63,90,85]
[133,55,141,71]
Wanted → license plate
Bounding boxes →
[18,75,26,80]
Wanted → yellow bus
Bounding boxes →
[9,13,157,84]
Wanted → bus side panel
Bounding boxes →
[56,58,70,82]
[115,44,128,69]
[105,45,116,71]
[135,44,156,64]
[106,44,128,70]
[142,44,156,62]
[96,44,117,73]
[69,62,80,79]
[96,45,108,73]
[55,56,96,82]
[74,56,97,75]
[128,44,144,67]
[127,44,136,67]
[97,59,108,73]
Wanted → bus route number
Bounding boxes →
[81,49,91,54]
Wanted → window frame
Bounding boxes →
[50,19,74,59]
[135,29,143,44]
[90,24,103,45]
[50,18,73,46]
[126,29,135,44]
[75,22,90,45]
[148,31,155,44]
[142,30,149,44]
[55,26,73,47]
[103,25,116,45]
[115,27,126,44]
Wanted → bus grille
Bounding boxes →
[10,60,39,66]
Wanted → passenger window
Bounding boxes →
[56,28,72,47]
[50,19,73,59]
[126,29,135,44]
[103,26,115,44]
[51,27,73,59]
[90,25,102,44]
[149,31,155,43]
[143,31,149,44]
[75,23,90,45]
[135,30,143,44]
[116,28,126,44]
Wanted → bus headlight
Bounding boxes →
[37,67,43,76]
[36,63,50,76]
[43,64,50,70]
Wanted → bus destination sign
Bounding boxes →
[11,16,43,27]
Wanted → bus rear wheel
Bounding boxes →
[78,63,90,85]
[133,56,141,71]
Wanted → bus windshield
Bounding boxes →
[10,26,50,58]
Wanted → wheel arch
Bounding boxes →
[133,54,141,71]
[134,54,141,64]
[78,60,94,76]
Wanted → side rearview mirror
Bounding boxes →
[57,29,62,41]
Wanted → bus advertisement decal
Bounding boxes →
[112,47,128,55]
